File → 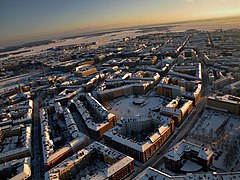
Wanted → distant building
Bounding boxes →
[212,77,234,90]
[8,93,28,105]
[223,80,240,96]
[55,87,83,105]
[139,55,158,65]
[74,65,97,78]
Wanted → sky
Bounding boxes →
[0,0,240,45]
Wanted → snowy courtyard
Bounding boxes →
[106,95,168,117]
[186,108,240,172]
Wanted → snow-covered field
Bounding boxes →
[186,108,240,172]
[0,29,161,61]
[106,95,168,117]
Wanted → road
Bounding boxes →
[31,92,45,180]
[126,96,207,180]
[71,111,90,136]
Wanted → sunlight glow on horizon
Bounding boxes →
[0,0,240,45]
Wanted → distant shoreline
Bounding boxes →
[0,15,240,60]
[1,15,240,49]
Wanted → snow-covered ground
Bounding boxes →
[157,164,180,176]
[191,109,229,138]
[0,29,161,61]
[186,108,240,172]
[160,108,240,176]
[180,160,202,172]
[106,95,168,117]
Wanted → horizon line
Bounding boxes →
[2,14,240,48]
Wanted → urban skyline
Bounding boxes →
[0,1,240,180]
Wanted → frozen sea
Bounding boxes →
[1,16,240,61]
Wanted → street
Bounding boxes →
[31,92,45,180]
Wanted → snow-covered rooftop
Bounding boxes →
[104,112,172,152]
[47,141,134,179]
[134,167,240,180]
[164,139,213,161]
[70,99,112,131]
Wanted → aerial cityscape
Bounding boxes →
[0,1,240,180]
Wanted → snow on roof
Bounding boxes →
[46,146,70,165]
[158,123,169,135]
[47,136,88,165]
[40,108,54,164]
[8,100,33,111]
[169,71,201,81]
[193,84,202,97]
[55,87,83,102]
[164,139,213,161]
[181,84,201,98]
[86,93,115,120]
[21,126,31,149]
[208,94,240,105]
[134,167,240,180]
[104,156,133,177]
[63,107,86,139]
[0,147,31,162]
[166,98,180,108]
[157,83,183,91]
[75,64,92,71]
[104,113,172,152]
[98,84,132,95]
[97,81,152,97]
[134,167,184,180]
[47,141,133,179]
[10,157,31,180]
[54,102,63,114]
[70,99,110,131]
